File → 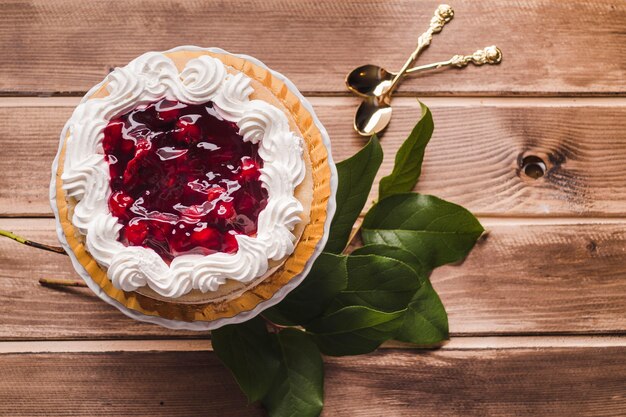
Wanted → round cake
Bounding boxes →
[50,46,337,330]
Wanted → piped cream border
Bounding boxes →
[50,46,337,330]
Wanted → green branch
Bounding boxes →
[0,229,67,255]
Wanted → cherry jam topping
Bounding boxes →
[102,98,268,263]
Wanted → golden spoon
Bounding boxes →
[347,45,503,98]
[353,4,454,137]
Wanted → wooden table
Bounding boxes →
[1,1,625,416]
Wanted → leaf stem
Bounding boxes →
[39,278,87,288]
[345,226,361,253]
[0,229,67,255]
[344,216,366,254]
[260,314,292,333]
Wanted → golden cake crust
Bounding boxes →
[54,50,332,322]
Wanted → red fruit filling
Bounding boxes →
[103,98,268,263]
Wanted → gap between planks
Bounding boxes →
[5,215,626,227]
[4,216,626,230]
[13,214,626,223]
[3,96,626,108]
[1,336,625,354]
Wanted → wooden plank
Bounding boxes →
[325,98,626,216]
[0,348,624,416]
[324,347,626,417]
[3,98,626,216]
[0,1,625,96]
[0,351,259,417]
[0,101,71,216]
[1,218,625,339]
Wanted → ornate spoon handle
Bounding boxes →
[386,4,455,96]
[417,4,455,51]
[405,45,502,74]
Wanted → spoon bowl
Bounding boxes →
[354,97,393,136]
[346,64,394,98]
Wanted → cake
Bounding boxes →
[50,47,336,330]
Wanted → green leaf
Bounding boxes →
[350,244,448,345]
[378,102,433,200]
[362,193,484,269]
[324,136,383,254]
[351,244,429,283]
[331,254,421,312]
[396,281,449,345]
[211,316,280,403]
[306,305,404,356]
[262,329,324,417]
[269,253,347,325]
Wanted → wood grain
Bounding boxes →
[3,98,626,216]
[0,351,258,417]
[0,348,624,416]
[0,218,204,340]
[324,347,626,417]
[1,1,625,96]
[2,218,625,339]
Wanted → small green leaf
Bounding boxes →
[331,254,420,312]
[269,253,347,325]
[350,244,448,345]
[396,281,448,345]
[211,317,280,403]
[262,329,324,417]
[351,244,429,283]
[324,136,383,254]
[362,193,484,269]
[306,305,404,356]
[378,102,433,200]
